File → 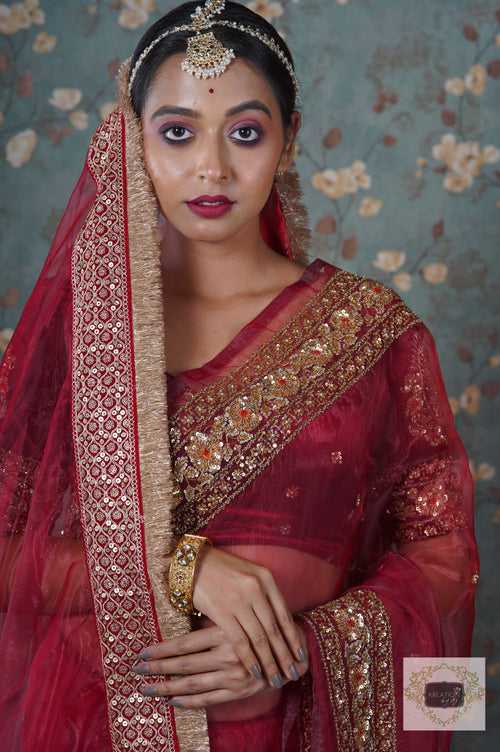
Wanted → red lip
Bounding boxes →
[187,194,233,204]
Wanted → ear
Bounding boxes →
[279,110,302,172]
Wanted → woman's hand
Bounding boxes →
[189,546,307,686]
[132,621,309,709]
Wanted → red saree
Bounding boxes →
[0,56,479,752]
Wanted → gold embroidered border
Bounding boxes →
[117,59,211,752]
[70,58,210,752]
[300,589,397,751]
[170,276,421,535]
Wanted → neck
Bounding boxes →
[158,214,287,303]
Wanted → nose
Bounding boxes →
[195,132,230,183]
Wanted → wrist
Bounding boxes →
[167,534,212,617]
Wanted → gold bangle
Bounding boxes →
[168,534,212,617]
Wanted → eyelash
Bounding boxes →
[160,124,263,146]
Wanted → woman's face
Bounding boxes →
[141,52,300,244]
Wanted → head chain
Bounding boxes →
[127,12,301,105]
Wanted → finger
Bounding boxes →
[236,607,285,687]
[258,568,305,664]
[251,592,301,683]
[140,667,260,697]
[214,614,265,685]
[138,625,223,661]
[133,644,237,678]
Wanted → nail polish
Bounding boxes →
[297,647,306,662]
[289,663,300,681]
[132,663,149,674]
[250,663,263,680]
[167,699,183,707]
[271,673,284,688]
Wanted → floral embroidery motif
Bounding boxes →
[285,484,301,499]
[330,450,343,464]
[169,274,421,535]
[301,588,397,751]
[401,336,447,447]
[386,455,469,543]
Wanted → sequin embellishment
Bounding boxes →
[386,455,469,543]
[169,275,421,535]
[301,588,397,751]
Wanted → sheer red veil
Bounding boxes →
[0,56,313,750]
[0,51,479,752]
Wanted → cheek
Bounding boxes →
[143,137,183,197]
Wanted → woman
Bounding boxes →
[0,2,479,751]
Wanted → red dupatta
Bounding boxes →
[0,54,479,752]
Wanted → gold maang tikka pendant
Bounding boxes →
[180,31,236,80]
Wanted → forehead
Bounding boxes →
[143,52,277,116]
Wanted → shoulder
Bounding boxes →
[317,260,435,365]
[320,259,421,329]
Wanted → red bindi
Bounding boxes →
[209,87,214,93]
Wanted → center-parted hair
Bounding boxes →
[129,1,299,133]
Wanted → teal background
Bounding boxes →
[0,1,499,746]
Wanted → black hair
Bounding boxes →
[129,1,298,135]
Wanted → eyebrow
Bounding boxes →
[150,99,272,121]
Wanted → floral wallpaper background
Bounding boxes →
[0,0,499,746]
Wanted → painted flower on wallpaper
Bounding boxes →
[421,262,448,284]
[48,88,82,111]
[69,110,89,130]
[469,459,495,482]
[358,196,383,217]
[445,78,466,96]
[6,128,37,167]
[372,249,406,272]
[432,133,500,193]
[445,63,488,97]
[247,1,284,22]
[0,0,44,35]
[118,0,156,30]
[0,329,13,355]
[465,63,488,96]
[392,272,412,292]
[311,161,371,200]
[32,30,56,53]
[458,384,481,415]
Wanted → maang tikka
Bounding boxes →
[127,0,301,104]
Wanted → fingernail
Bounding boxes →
[250,663,263,680]
[297,647,306,662]
[140,686,156,696]
[138,650,150,660]
[167,699,183,707]
[289,663,300,681]
[271,673,284,688]
[132,663,149,674]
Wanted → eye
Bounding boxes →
[231,125,262,144]
[161,125,192,143]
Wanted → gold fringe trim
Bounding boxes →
[275,165,313,266]
[117,57,211,752]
